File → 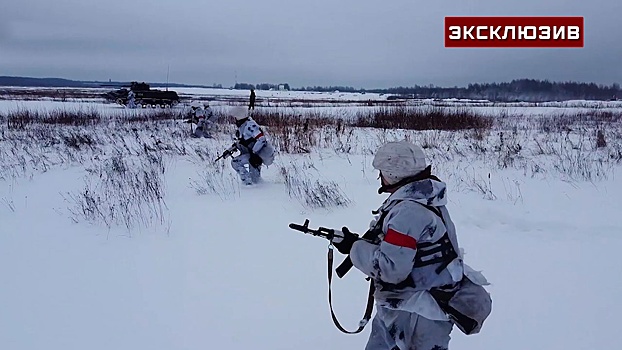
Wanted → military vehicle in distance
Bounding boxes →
[105,81,180,108]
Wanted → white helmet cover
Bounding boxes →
[372,141,427,185]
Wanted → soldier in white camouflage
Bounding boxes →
[332,141,466,350]
[229,106,275,185]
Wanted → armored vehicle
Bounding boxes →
[105,81,180,107]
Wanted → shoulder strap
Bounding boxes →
[327,247,374,334]
[373,205,393,229]
[414,202,459,275]
[417,202,446,225]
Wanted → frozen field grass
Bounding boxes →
[1,88,621,350]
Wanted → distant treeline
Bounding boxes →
[2,76,620,102]
[0,76,214,89]
[293,79,621,102]
[234,82,291,91]
[0,76,89,87]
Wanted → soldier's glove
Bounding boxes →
[249,153,263,168]
[332,227,359,255]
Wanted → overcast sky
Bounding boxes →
[1,0,620,88]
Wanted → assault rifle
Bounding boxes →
[288,218,378,335]
[289,219,378,278]
[214,143,238,162]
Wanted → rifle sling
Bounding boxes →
[327,247,374,334]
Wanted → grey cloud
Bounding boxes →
[1,0,621,87]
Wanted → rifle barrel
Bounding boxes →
[288,223,308,232]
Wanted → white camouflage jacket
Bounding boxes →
[350,179,465,320]
[236,118,275,165]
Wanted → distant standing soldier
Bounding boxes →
[249,88,256,110]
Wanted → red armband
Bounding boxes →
[384,228,417,249]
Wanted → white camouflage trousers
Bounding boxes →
[192,120,214,138]
[365,307,452,350]
[231,153,261,185]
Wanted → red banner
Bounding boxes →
[444,17,584,48]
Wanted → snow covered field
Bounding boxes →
[1,89,622,350]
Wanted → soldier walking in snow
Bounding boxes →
[330,141,490,350]
[229,106,274,185]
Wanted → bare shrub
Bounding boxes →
[41,108,102,126]
[249,109,346,153]
[268,124,316,154]
[538,110,622,134]
[533,137,557,156]
[353,106,494,131]
[596,130,607,148]
[468,127,489,141]
[461,172,497,200]
[0,87,104,101]
[189,155,240,200]
[250,109,336,129]
[538,114,575,133]
[120,109,181,123]
[6,108,39,129]
[64,151,168,230]
[495,131,523,169]
[61,130,96,150]
[552,149,610,181]
[610,150,622,163]
[4,107,103,127]
[414,131,439,150]
[279,161,352,209]
[586,110,622,124]
[501,177,524,204]
[2,197,16,212]
[2,106,186,130]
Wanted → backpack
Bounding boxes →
[430,272,492,335]
[418,203,493,335]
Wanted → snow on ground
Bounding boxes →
[1,95,621,350]
[173,86,388,101]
